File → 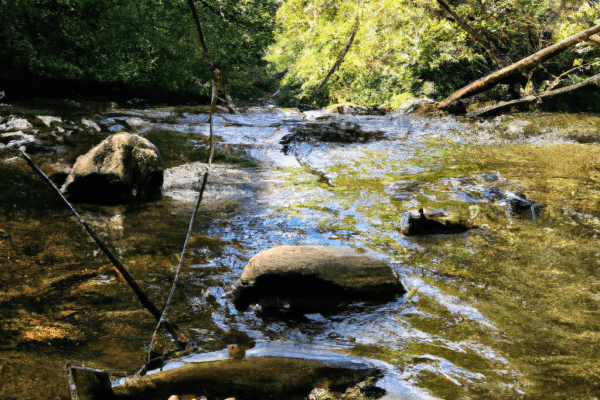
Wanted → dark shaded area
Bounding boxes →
[69,366,116,400]
[0,74,211,104]
[232,272,405,313]
[400,209,472,236]
[280,122,386,154]
[64,171,163,204]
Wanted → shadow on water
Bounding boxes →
[1,104,600,399]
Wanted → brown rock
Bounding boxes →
[114,356,378,400]
[228,345,246,360]
[62,132,163,203]
[231,245,405,312]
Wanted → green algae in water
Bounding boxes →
[143,129,257,169]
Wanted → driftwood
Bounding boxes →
[307,0,361,100]
[468,72,600,117]
[436,0,505,67]
[17,149,187,346]
[438,23,600,111]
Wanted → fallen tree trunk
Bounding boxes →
[438,23,600,111]
[468,72,600,117]
[307,0,361,100]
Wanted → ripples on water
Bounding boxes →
[5,106,600,399]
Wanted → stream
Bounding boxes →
[1,103,600,399]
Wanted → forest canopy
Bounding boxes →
[0,0,277,99]
[267,0,600,108]
[1,0,599,108]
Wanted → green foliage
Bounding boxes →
[267,0,600,107]
[0,0,277,99]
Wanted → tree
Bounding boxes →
[0,0,277,99]
[267,0,600,109]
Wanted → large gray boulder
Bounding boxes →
[232,245,405,313]
[62,132,163,203]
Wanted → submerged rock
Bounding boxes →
[62,132,163,203]
[400,209,472,236]
[231,245,405,312]
[112,348,381,400]
[280,122,385,154]
[438,173,542,219]
[384,180,421,200]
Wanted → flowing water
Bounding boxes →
[1,103,600,399]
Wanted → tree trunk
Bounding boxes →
[438,23,600,111]
[307,0,360,100]
[436,0,505,66]
[468,72,600,117]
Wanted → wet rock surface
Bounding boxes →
[280,122,386,154]
[400,209,472,236]
[0,116,33,132]
[437,172,542,219]
[232,245,406,312]
[62,132,164,203]
[330,104,387,116]
[113,356,380,400]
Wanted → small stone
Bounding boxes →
[108,124,126,133]
[0,131,35,145]
[81,119,101,132]
[228,345,246,360]
[124,118,147,131]
[400,208,471,236]
[37,116,62,127]
[0,116,32,132]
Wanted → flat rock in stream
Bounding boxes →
[280,122,385,154]
[62,132,163,203]
[232,245,405,312]
[330,104,387,115]
[111,356,379,400]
